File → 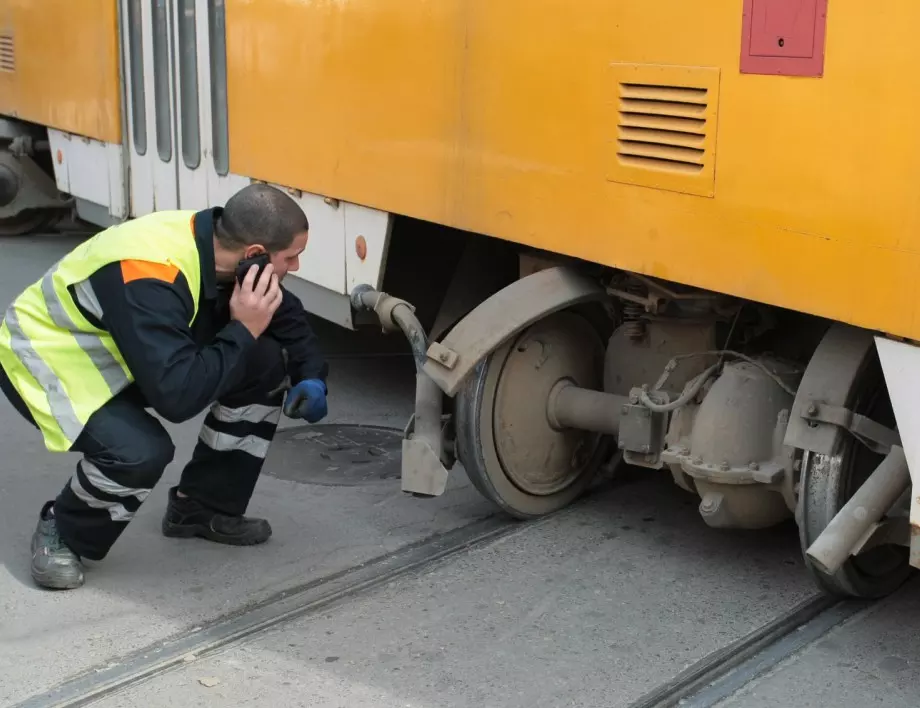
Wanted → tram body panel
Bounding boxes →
[224,0,920,341]
[0,0,121,144]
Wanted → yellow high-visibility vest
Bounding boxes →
[0,211,202,452]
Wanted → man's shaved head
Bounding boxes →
[216,184,309,253]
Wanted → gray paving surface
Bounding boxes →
[718,580,920,708]
[2,232,918,708]
[90,477,816,708]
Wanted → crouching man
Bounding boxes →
[0,184,329,590]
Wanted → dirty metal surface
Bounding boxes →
[266,424,403,487]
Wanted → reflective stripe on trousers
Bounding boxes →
[198,403,281,459]
[68,460,151,522]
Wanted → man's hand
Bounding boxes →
[230,263,282,339]
[283,379,328,423]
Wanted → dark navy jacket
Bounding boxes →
[71,208,327,423]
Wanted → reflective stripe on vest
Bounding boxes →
[0,211,202,452]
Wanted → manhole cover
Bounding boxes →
[265,424,402,487]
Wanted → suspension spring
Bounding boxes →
[622,282,647,340]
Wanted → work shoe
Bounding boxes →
[31,502,85,590]
[161,487,272,546]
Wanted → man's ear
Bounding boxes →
[242,245,267,259]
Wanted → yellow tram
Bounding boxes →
[2,0,919,599]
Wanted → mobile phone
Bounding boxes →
[235,253,270,287]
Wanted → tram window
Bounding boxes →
[126,0,147,156]
[178,0,201,169]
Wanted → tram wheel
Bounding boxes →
[797,350,911,599]
[454,311,611,519]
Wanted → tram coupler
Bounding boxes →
[805,446,910,576]
[351,285,452,497]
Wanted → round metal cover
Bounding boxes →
[266,424,402,486]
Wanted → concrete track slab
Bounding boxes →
[89,476,816,708]
[717,580,920,708]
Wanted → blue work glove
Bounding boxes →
[283,379,328,423]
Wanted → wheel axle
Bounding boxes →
[547,382,626,436]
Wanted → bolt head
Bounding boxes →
[438,351,449,363]
[806,403,818,416]
[694,456,703,465]
[719,461,730,471]
[749,461,760,471]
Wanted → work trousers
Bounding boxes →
[0,337,287,560]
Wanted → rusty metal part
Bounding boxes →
[806,446,909,576]
[454,311,610,518]
[351,285,451,497]
[784,324,875,455]
[546,382,626,436]
[421,266,607,397]
[801,401,900,456]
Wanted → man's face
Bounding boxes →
[243,231,308,281]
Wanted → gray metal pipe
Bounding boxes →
[806,445,909,576]
[351,285,449,496]
[547,382,627,436]
[351,285,428,370]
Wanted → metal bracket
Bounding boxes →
[400,437,450,497]
[802,401,901,456]
[422,266,607,397]
[784,324,876,455]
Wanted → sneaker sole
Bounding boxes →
[32,570,84,590]
[161,519,271,546]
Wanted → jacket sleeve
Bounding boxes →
[267,286,329,386]
[87,261,257,423]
